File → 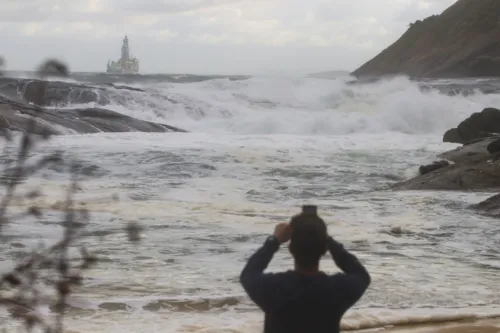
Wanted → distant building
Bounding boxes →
[106,35,140,74]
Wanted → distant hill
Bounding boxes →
[306,70,350,79]
[352,0,500,78]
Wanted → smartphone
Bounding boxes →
[302,205,317,215]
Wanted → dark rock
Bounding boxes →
[463,131,499,145]
[0,95,186,135]
[392,162,500,191]
[419,160,450,175]
[470,193,500,217]
[457,108,500,143]
[486,138,500,154]
[442,108,500,144]
[390,226,403,235]
[103,83,145,92]
[391,136,500,191]
[0,76,187,135]
[443,128,461,143]
[0,77,146,107]
[438,136,496,163]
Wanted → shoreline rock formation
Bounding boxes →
[470,193,500,217]
[391,108,500,191]
[443,108,500,144]
[351,0,500,78]
[391,135,500,191]
[0,77,187,135]
[390,106,500,216]
[0,77,145,107]
[0,96,186,135]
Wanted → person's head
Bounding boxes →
[288,212,328,271]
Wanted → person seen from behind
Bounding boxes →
[240,205,370,333]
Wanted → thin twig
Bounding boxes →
[0,57,143,333]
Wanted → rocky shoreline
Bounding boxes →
[390,107,500,217]
[0,78,187,135]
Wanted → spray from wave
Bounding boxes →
[33,74,500,136]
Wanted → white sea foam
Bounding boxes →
[1,75,500,332]
[66,75,500,136]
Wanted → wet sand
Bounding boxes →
[380,319,500,333]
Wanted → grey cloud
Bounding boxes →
[108,0,248,14]
[0,0,455,74]
[315,2,359,21]
[0,1,111,23]
[0,0,252,23]
[314,0,401,22]
[393,0,456,23]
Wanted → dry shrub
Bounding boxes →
[0,58,143,332]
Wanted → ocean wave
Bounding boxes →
[1,74,499,333]
[4,296,499,333]
[1,74,500,136]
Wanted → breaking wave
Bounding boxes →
[2,74,500,136]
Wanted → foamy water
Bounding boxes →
[1,75,500,332]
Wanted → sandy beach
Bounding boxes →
[378,318,500,333]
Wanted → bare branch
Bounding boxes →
[0,56,144,333]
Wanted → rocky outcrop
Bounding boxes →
[0,95,186,135]
[391,110,500,218]
[0,76,187,135]
[419,160,450,175]
[442,128,462,144]
[351,0,500,78]
[443,108,500,144]
[470,193,500,217]
[0,77,145,107]
[391,135,500,191]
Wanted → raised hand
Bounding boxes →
[273,223,292,244]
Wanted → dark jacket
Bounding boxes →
[240,236,370,333]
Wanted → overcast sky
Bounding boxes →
[1,0,456,75]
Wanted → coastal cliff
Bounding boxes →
[351,0,500,78]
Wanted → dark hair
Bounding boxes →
[289,213,328,269]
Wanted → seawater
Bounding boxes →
[0,74,500,332]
